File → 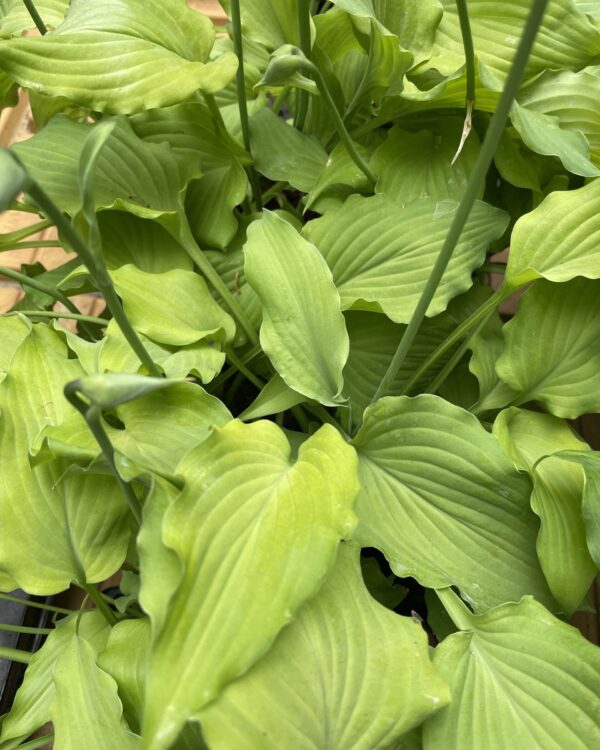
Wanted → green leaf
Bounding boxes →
[510,101,600,178]
[506,178,600,289]
[428,0,600,84]
[551,451,600,570]
[0,611,109,745]
[303,193,508,324]
[98,619,151,733]
[0,315,30,375]
[219,0,308,49]
[493,408,596,615]
[98,212,192,273]
[199,543,449,750]
[372,120,481,202]
[51,635,139,749]
[575,0,600,17]
[331,0,443,65]
[250,108,328,192]
[423,594,600,749]
[0,321,130,593]
[111,265,236,348]
[343,284,493,417]
[12,116,199,219]
[0,148,28,211]
[0,0,68,36]
[496,278,600,418]
[141,421,359,749]
[305,140,375,214]
[239,374,305,421]
[0,0,237,114]
[352,395,553,612]
[244,211,349,406]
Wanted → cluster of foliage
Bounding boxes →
[2,0,600,747]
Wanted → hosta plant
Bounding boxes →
[2,0,600,747]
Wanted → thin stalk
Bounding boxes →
[436,587,473,631]
[304,402,349,440]
[0,622,52,635]
[369,0,549,409]
[304,62,376,186]
[212,343,262,389]
[0,240,62,251]
[0,265,81,314]
[24,181,161,376]
[481,262,507,274]
[3,310,107,326]
[295,0,312,130]
[224,346,265,390]
[15,735,55,750]
[230,0,262,210]
[271,86,290,115]
[0,592,71,615]
[22,0,48,34]
[0,646,32,664]
[261,180,288,204]
[177,221,259,347]
[202,92,227,133]
[456,0,475,105]
[291,404,310,432]
[81,583,118,626]
[0,218,52,243]
[63,388,143,526]
[400,286,509,397]
[425,313,490,395]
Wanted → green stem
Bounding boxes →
[230,0,262,210]
[22,0,48,34]
[15,735,55,750]
[0,240,63,251]
[0,646,32,664]
[436,587,473,631]
[291,404,310,432]
[0,592,71,615]
[3,310,106,325]
[177,220,259,347]
[261,180,288,204]
[0,622,52,635]
[212,343,262,389]
[0,265,81,314]
[425,313,490,396]
[0,218,52,244]
[304,62,376,186]
[481,262,507,274]
[304,402,348,440]
[295,0,312,130]
[400,286,509,397]
[81,583,118,626]
[224,346,265,390]
[63,388,143,526]
[202,92,227,133]
[368,0,549,409]
[456,0,475,105]
[271,86,290,115]
[24,181,161,377]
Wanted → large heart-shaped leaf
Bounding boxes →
[428,0,600,83]
[493,408,596,615]
[0,0,237,113]
[423,593,600,749]
[0,611,109,745]
[505,177,600,289]
[496,278,600,418]
[303,193,507,324]
[372,120,481,203]
[244,210,349,405]
[51,635,139,749]
[352,395,553,612]
[0,320,130,593]
[12,115,199,219]
[199,543,449,750]
[141,420,359,749]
